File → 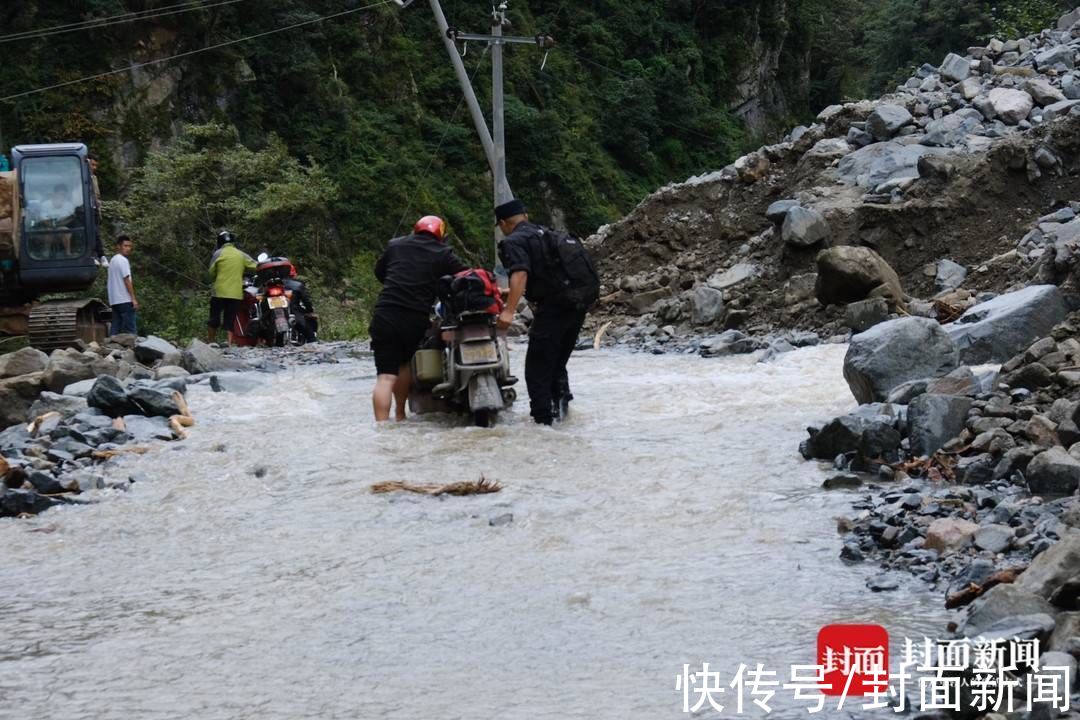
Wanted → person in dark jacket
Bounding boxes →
[371,215,467,421]
[495,198,587,425]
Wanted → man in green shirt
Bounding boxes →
[208,230,257,345]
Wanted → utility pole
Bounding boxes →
[397,0,554,274]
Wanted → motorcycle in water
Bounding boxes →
[409,269,516,427]
[233,255,318,347]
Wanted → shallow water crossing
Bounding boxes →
[0,345,955,719]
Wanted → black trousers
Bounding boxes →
[525,303,586,424]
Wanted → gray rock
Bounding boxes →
[0,424,30,452]
[688,286,725,325]
[1043,98,1080,122]
[208,373,263,395]
[974,524,1014,554]
[181,339,239,374]
[699,330,762,358]
[801,406,902,461]
[843,317,960,404]
[935,259,968,292]
[964,583,1057,636]
[1063,73,1080,100]
[0,347,48,378]
[823,472,863,489]
[1058,8,1080,30]
[781,206,830,247]
[86,376,135,418]
[62,378,97,397]
[765,200,798,224]
[946,285,1068,364]
[836,141,947,190]
[154,365,190,381]
[1027,448,1080,496]
[41,356,96,394]
[908,394,973,456]
[940,52,971,82]
[985,87,1034,125]
[0,372,44,427]
[0,488,59,517]
[1017,534,1080,599]
[120,415,175,443]
[707,263,757,291]
[887,379,929,404]
[28,392,87,420]
[922,110,983,147]
[127,386,181,419]
[134,335,180,365]
[867,104,913,140]
[1036,44,1076,72]
[845,297,890,333]
[1026,77,1067,106]
[815,246,903,308]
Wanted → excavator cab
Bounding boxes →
[10,144,98,296]
[0,143,109,350]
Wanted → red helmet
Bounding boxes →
[414,215,447,241]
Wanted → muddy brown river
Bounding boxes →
[0,345,955,718]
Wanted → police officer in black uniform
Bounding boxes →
[495,199,587,425]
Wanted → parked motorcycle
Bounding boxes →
[409,269,516,427]
[232,255,318,347]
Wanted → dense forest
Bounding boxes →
[0,0,1074,338]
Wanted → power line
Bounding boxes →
[0,0,394,103]
[0,0,247,44]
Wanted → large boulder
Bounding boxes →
[1035,45,1076,72]
[1016,533,1080,599]
[781,206,829,247]
[127,385,181,418]
[815,246,904,309]
[86,375,135,418]
[866,104,913,141]
[688,286,725,325]
[1026,77,1067,107]
[921,110,983,147]
[0,347,48,379]
[983,88,1034,125]
[963,584,1057,635]
[800,405,903,461]
[939,52,971,82]
[0,372,44,427]
[908,394,973,456]
[843,317,960,404]
[836,141,947,190]
[134,336,180,365]
[41,354,96,394]
[945,285,1067,364]
[28,392,87,420]
[1027,447,1080,496]
[181,339,238,374]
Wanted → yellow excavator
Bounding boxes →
[0,143,110,351]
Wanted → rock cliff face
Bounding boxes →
[587,11,1080,351]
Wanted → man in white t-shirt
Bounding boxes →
[107,235,138,336]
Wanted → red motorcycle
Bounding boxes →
[233,255,318,347]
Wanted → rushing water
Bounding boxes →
[0,345,958,719]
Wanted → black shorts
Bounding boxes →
[208,297,241,330]
[369,307,431,376]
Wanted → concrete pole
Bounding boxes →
[491,4,513,206]
[428,0,497,174]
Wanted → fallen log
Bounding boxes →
[945,566,1027,609]
[92,446,151,460]
[371,475,502,496]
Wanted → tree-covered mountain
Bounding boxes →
[0,0,1072,338]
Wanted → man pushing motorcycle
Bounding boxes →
[370,215,467,422]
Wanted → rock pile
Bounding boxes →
[0,335,247,518]
[586,9,1080,355]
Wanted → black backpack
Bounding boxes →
[538,227,600,310]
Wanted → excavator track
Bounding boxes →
[27,298,111,352]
